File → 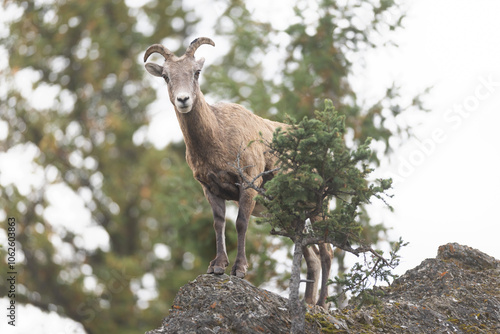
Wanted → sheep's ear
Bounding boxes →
[145,63,164,77]
[197,57,205,69]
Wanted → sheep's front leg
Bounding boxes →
[232,188,256,278]
[204,188,229,275]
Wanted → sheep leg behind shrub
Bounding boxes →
[303,245,321,304]
[316,243,333,308]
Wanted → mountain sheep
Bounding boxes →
[144,37,332,307]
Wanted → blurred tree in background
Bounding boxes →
[0,0,422,332]
[0,1,212,333]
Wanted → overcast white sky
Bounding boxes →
[1,0,500,332]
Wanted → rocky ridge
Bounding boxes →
[146,243,500,333]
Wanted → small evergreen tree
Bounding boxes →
[236,100,403,332]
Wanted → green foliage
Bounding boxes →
[256,100,393,249]
[239,101,402,331]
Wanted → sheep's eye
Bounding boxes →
[162,74,169,83]
[194,70,201,80]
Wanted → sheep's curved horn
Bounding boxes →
[144,44,174,62]
[184,37,215,57]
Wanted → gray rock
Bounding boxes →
[146,243,500,333]
[145,274,322,334]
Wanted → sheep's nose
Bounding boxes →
[177,95,190,103]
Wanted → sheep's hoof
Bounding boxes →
[233,270,246,278]
[213,266,225,275]
[208,266,225,275]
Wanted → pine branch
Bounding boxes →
[301,236,390,268]
[231,145,280,198]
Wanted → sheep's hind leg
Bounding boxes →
[204,188,229,275]
[303,245,321,305]
[231,188,256,278]
[316,243,333,308]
